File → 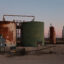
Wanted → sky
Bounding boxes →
[0,0,64,38]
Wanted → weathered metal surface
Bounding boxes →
[0,21,16,47]
[21,22,44,47]
[50,26,56,44]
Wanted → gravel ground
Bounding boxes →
[0,54,64,64]
[0,44,64,64]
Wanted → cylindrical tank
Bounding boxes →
[21,21,44,47]
[50,26,56,44]
[0,21,16,47]
[62,26,64,39]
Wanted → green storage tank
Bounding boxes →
[21,21,44,47]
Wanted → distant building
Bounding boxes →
[62,26,64,39]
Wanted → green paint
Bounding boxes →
[21,21,44,47]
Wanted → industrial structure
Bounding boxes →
[0,21,16,46]
[21,22,44,47]
[0,15,44,47]
[62,26,64,39]
[1,14,64,56]
[49,24,56,44]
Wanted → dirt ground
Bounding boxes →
[0,44,64,64]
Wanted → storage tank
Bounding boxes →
[62,26,64,39]
[50,25,56,44]
[0,21,16,47]
[21,21,44,47]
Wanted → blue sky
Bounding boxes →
[0,0,64,37]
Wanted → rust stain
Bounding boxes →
[0,21,16,46]
[50,26,56,44]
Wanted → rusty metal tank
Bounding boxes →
[50,25,56,44]
[0,21,16,47]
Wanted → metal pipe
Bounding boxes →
[3,15,35,21]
